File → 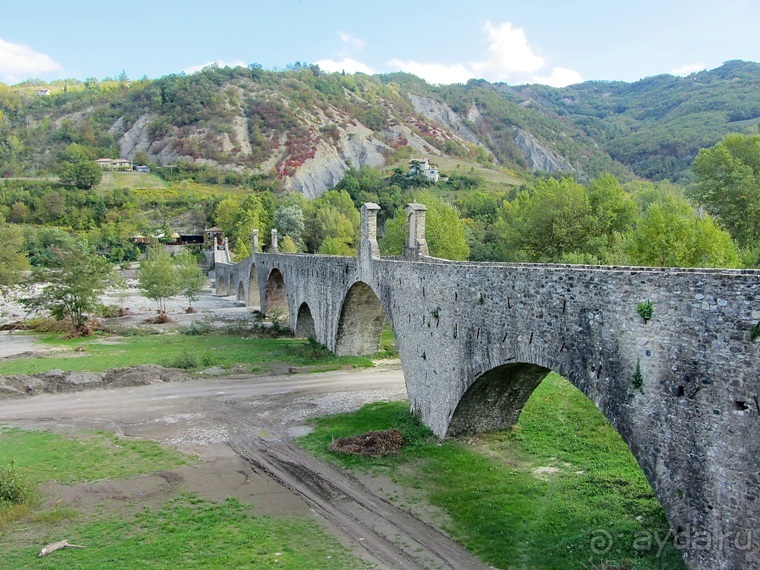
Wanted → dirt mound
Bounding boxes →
[328,429,404,457]
[0,365,189,399]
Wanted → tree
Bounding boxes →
[303,190,360,253]
[279,235,299,253]
[174,251,206,310]
[57,160,102,190]
[625,194,740,268]
[22,240,115,333]
[692,133,760,258]
[0,215,28,292]
[496,177,596,262]
[380,191,470,260]
[138,246,182,318]
[133,150,151,166]
[274,204,305,247]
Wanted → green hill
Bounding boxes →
[1,60,758,195]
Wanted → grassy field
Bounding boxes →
[98,171,167,190]
[3,494,368,569]
[299,373,687,570]
[0,428,369,569]
[0,427,193,486]
[0,332,375,375]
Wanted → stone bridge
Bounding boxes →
[214,203,759,570]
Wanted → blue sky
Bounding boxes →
[2,0,759,87]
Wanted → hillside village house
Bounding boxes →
[95,158,132,171]
[409,158,440,183]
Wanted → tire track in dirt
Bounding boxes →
[231,437,492,570]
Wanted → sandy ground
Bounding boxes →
[0,275,251,358]
[0,279,490,569]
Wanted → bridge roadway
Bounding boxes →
[214,202,759,570]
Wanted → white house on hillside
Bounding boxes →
[409,158,440,183]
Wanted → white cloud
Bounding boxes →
[316,57,376,75]
[0,38,62,83]
[385,20,581,87]
[530,67,584,88]
[386,59,472,85]
[471,21,545,78]
[183,59,247,75]
[337,32,365,53]
[670,63,706,76]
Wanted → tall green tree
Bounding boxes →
[174,251,206,310]
[22,240,115,333]
[0,215,28,291]
[380,191,470,260]
[274,204,305,248]
[625,195,740,268]
[138,246,182,317]
[691,133,760,252]
[57,160,103,189]
[303,190,360,253]
[496,177,596,262]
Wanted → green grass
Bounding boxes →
[2,494,370,569]
[0,427,193,485]
[0,427,368,569]
[299,374,687,570]
[0,333,373,375]
[98,171,167,190]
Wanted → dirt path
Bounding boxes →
[0,367,489,570]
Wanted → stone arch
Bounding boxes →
[236,281,245,303]
[247,265,260,308]
[334,281,386,356]
[227,274,233,297]
[446,359,685,566]
[448,363,551,436]
[217,272,228,295]
[264,268,288,317]
[295,302,316,338]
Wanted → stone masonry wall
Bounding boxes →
[213,214,760,570]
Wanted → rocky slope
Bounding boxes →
[3,61,759,192]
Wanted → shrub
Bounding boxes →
[0,461,33,506]
[163,348,198,370]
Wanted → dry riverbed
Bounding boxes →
[0,279,488,569]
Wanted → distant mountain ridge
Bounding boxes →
[1,60,758,195]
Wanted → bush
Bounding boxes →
[0,461,33,506]
[163,348,198,370]
[180,317,214,336]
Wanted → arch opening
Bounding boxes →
[335,281,386,356]
[446,364,686,569]
[236,281,245,303]
[247,265,260,308]
[217,273,228,295]
[295,302,316,338]
[448,363,551,436]
[264,268,288,321]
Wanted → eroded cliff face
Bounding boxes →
[105,80,570,197]
[408,94,483,147]
[513,128,574,173]
[288,125,390,199]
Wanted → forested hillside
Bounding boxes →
[1,62,759,277]
[1,61,758,194]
